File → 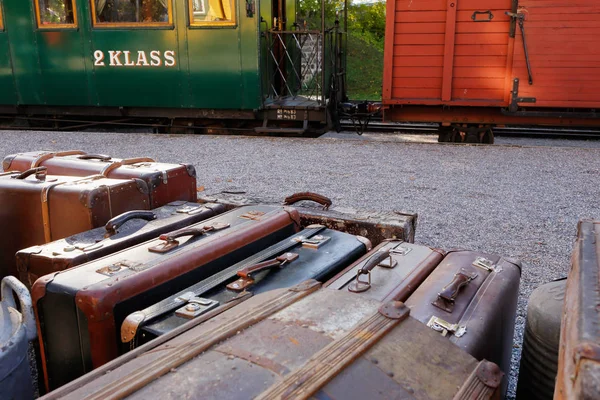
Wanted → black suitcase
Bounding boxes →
[17,202,225,288]
[120,226,371,347]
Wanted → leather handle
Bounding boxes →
[439,272,473,302]
[237,253,299,278]
[159,227,207,242]
[12,166,47,180]
[77,154,112,161]
[358,249,391,274]
[54,150,87,157]
[105,210,157,237]
[283,192,332,210]
[120,157,156,165]
[1,277,37,341]
[237,259,282,278]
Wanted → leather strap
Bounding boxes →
[256,301,410,400]
[30,150,87,168]
[452,360,503,400]
[84,280,321,400]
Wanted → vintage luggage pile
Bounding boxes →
[0,151,199,281]
[0,149,527,399]
[555,220,600,400]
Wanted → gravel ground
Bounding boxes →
[3,129,600,398]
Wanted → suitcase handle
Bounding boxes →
[358,249,391,274]
[77,154,112,161]
[120,157,156,165]
[11,166,47,181]
[238,253,299,278]
[149,222,231,253]
[104,210,157,237]
[1,276,37,341]
[283,192,332,210]
[438,270,476,302]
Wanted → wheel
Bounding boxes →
[481,128,495,144]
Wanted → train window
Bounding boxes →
[189,0,236,26]
[35,0,77,28]
[92,0,173,27]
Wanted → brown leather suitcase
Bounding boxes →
[3,150,197,208]
[555,220,600,400]
[325,239,444,302]
[31,205,300,391]
[40,282,504,400]
[404,250,521,396]
[0,168,150,279]
[16,201,225,288]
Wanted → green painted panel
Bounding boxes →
[238,1,261,109]
[90,28,182,107]
[0,6,18,105]
[3,0,44,105]
[36,30,91,105]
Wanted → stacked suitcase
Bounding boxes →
[0,149,524,399]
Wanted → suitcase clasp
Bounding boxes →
[426,316,467,338]
[472,257,495,271]
[175,297,220,319]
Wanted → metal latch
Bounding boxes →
[239,210,265,220]
[175,297,219,319]
[427,316,467,338]
[176,205,206,215]
[473,257,495,271]
[390,246,412,256]
[96,260,141,276]
[300,235,330,249]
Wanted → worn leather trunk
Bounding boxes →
[16,202,225,288]
[405,250,521,396]
[121,226,371,347]
[40,283,504,400]
[325,239,445,302]
[555,220,600,400]
[31,205,300,391]
[0,169,150,279]
[3,150,197,208]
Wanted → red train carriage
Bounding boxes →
[382,0,600,143]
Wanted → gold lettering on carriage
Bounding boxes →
[93,50,177,67]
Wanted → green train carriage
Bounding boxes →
[0,0,346,133]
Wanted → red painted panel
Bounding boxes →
[391,88,441,98]
[453,78,506,89]
[394,45,445,56]
[393,56,444,67]
[392,66,443,78]
[526,20,600,28]
[392,77,443,88]
[454,33,509,45]
[456,10,511,22]
[455,22,511,33]
[526,7,600,15]
[455,56,507,67]
[395,22,446,34]
[456,0,510,10]
[395,11,446,23]
[514,59,600,68]
[454,44,508,56]
[394,34,445,45]
[396,0,446,11]
[520,0,600,7]
[452,88,506,99]
[453,67,506,78]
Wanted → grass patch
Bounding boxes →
[345,31,383,101]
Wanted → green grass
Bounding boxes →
[345,31,383,101]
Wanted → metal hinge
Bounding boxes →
[509,78,536,113]
[427,316,467,338]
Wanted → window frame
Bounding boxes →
[90,0,174,29]
[34,0,79,29]
[188,0,236,28]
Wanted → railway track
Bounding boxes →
[340,121,600,140]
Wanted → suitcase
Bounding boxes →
[16,201,225,288]
[41,282,504,400]
[404,250,521,396]
[31,205,300,391]
[3,150,197,208]
[120,226,372,347]
[325,239,445,302]
[555,220,600,400]
[0,168,150,279]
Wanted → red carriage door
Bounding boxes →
[385,0,514,105]
[443,0,514,105]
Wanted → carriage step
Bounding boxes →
[254,118,308,135]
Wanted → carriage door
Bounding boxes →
[0,2,17,105]
[442,0,513,105]
[31,0,90,105]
